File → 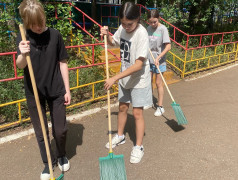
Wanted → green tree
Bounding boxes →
[154,0,237,34]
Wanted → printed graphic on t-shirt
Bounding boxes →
[153,32,162,37]
[149,33,162,41]
[120,38,131,63]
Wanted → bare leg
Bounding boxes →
[156,73,164,107]
[117,102,129,136]
[133,107,144,146]
[150,72,154,94]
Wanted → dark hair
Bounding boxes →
[147,9,160,19]
[119,2,140,20]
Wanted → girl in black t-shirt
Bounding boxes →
[17,0,71,179]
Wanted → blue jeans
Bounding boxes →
[150,64,166,74]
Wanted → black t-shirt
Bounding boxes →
[17,27,68,98]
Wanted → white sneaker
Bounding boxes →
[40,172,50,180]
[154,107,165,116]
[58,156,70,172]
[130,145,144,164]
[105,134,126,149]
[143,104,152,110]
[40,165,53,180]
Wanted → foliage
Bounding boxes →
[44,2,78,44]
[0,1,23,123]
[0,1,19,52]
[143,0,237,34]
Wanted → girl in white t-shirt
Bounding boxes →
[147,9,171,116]
[101,2,152,164]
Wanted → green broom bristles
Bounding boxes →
[171,102,188,125]
[56,174,64,180]
[99,153,127,180]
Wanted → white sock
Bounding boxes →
[135,145,143,149]
[117,134,124,139]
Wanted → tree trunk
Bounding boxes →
[91,0,96,21]
[208,5,215,31]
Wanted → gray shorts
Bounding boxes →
[118,83,152,108]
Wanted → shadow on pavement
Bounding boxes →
[162,115,185,132]
[51,122,85,160]
[111,111,146,146]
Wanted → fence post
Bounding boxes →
[182,35,189,78]
[235,43,238,62]
[182,50,187,78]
[18,102,22,123]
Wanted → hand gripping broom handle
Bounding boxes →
[149,49,175,102]
[104,34,113,153]
[19,24,55,180]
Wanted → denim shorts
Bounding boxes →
[118,83,152,108]
[150,64,166,74]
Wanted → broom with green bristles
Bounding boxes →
[149,49,188,125]
[19,24,64,180]
[99,33,127,180]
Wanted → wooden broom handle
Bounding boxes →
[149,49,175,102]
[19,24,55,180]
[104,33,113,153]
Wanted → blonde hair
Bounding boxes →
[19,0,46,29]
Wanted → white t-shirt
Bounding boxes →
[112,24,151,89]
[147,24,171,65]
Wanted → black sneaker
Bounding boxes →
[40,164,54,180]
[58,156,70,172]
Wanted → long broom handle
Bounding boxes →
[19,24,55,180]
[149,49,175,102]
[104,34,113,153]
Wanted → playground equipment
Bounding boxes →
[100,4,120,33]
